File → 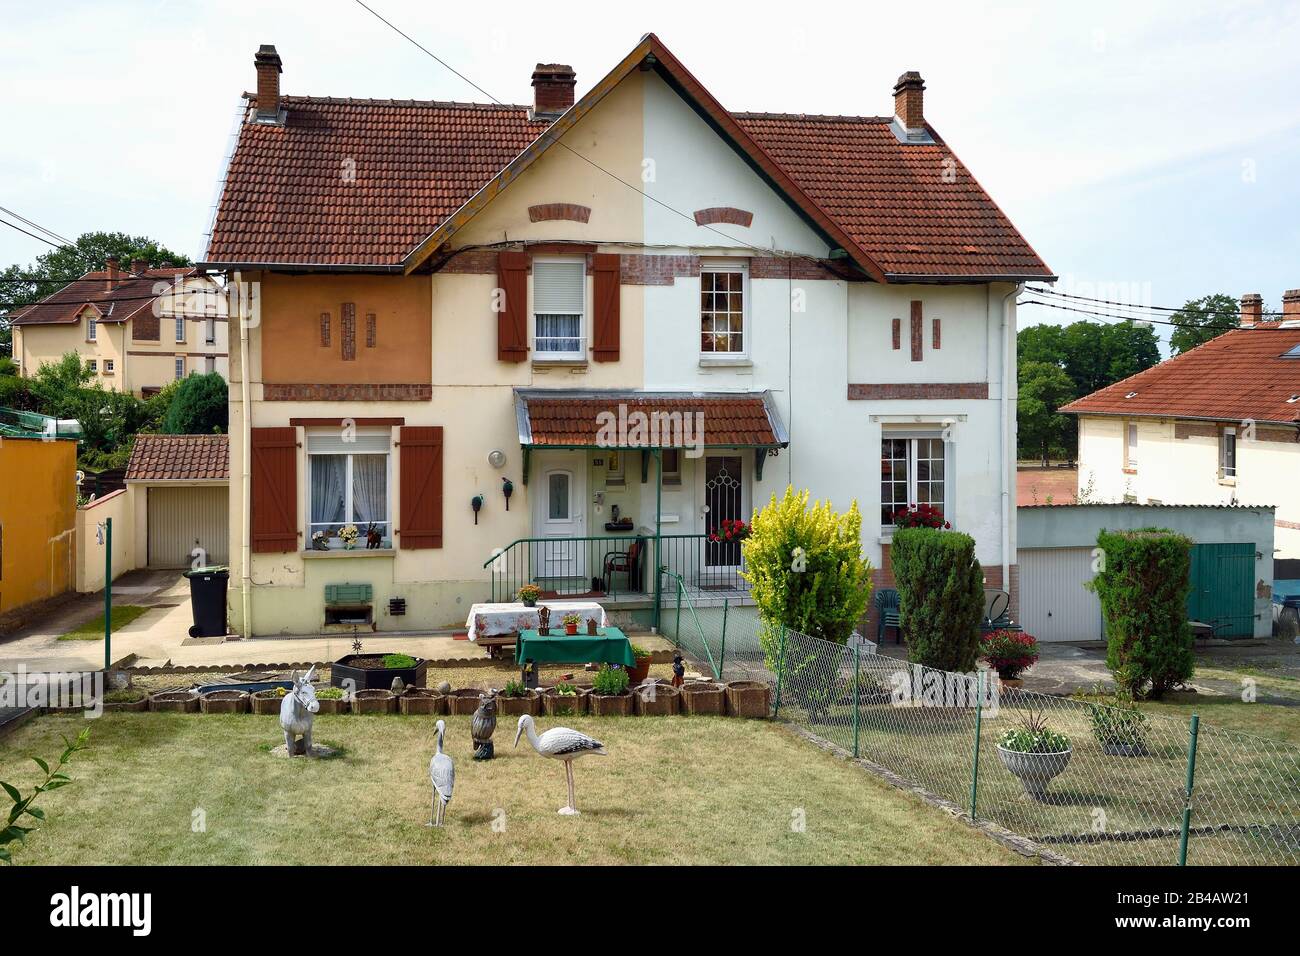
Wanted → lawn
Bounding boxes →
[0,713,1030,866]
[58,605,150,640]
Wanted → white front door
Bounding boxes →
[534,452,587,583]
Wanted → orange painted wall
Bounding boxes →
[0,437,77,614]
[258,273,431,384]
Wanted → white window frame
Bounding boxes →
[174,317,186,343]
[880,433,949,529]
[307,431,393,549]
[1125,421,1138,470]
[661,448,682,486]
[699,259,749,358]
[103,358,114,375]
[86,359,98,373]
[205,316,216,345]
[86,317,97,342]
[532,255,586,362]
[1220,426,1237,479]
[174,356,185,380]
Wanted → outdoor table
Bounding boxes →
[515,627,636,667]
[464,601,608,659]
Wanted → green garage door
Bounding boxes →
[1187,543,1255,638]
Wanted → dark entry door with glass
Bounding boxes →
[705,455,743,570]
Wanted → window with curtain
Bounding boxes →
[533,257,584,359]
[880,435,947,526]
[308,432,392,547]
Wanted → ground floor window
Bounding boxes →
[307,432,391,547]
[881,435,946,526]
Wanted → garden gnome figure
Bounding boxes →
[471,690,498,761]
[671,653,685,688]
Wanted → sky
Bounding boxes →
[2,0,1299,343]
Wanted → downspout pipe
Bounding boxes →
[1000,282,1025,600]
[236,271,252,640]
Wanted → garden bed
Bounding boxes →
[331,654,428,691]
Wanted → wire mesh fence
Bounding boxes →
[658,590,1300,866]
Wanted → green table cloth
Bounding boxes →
[515,627,635,667]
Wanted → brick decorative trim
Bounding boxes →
[748,257,841,280]
[264,384,432,402]
[289,417,405,426]
[848,382,989,400]
[693,206,754,227]
[528,203,591,223]
[892,318,901,350]
[619,254,700,286]
[341,303,356,361]
[320,311,331,347]
[430,250,841,285]
[910,301,923,362]
[366,312,377,348]
[436,250,501,274]
[932,317,941,349]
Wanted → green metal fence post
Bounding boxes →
[674,580,682,639]
[1177,713,1201,866]
[969,670,984,821]
[852,642,861,759]
[103,516,112,671]
[719,599,729,681]
[773,625,788,717]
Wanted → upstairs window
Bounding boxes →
[175,317,186,343]
[86,317,97,342]
[1125,422,1138,470]
[700,261,747,355]
[205,317,216,345]
[1220,427,1237,479]
[533,257,585,361]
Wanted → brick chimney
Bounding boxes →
[254,44,283,124]
[1240,293,1263,327]
[532,64,576,120]
[1285,289,1300,320]
[893,71,925,130]
[130,257,148,275]
[105,256,120,290]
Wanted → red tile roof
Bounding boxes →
[203,37,1049,281]
[1061,325,1300,424]
[126,434,230,481]
[518,392,785,447]
[9,268,195,326]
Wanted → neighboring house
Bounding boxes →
[0,431,77,620]
[201,37,1051,637]
[9,259,228,397]
[1064,291,1300,558]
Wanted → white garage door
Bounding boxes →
[1019,547,1103,642]
[147,485,229,569]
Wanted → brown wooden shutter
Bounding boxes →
[250,427,298,553]
[399,426,443,549]
[592,253,621,361]
[497,251,529,362]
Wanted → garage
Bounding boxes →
[125,434,231,570]
[1018,547,1102,642]
[147,485,228,568]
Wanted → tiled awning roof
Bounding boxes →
[126,434,230,481]
[514,389,789,448]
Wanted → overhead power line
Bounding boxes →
[1026,285,1285,319]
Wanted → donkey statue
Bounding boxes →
[280,667,321,756]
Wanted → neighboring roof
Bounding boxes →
[1061,325,1300,426]
[202,34,1050,282]
[8,268,196,327]
[514,389,788,448]
[126,434,230,481]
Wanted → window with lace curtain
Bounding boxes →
[533,256,585,360]
[307,431,391,547]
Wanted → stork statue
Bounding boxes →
[513,714,607,815]
[428,719,455,827]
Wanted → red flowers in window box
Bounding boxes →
[891,504,951,530]
[709,518,751,543]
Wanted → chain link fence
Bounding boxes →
[658,590,1300,866]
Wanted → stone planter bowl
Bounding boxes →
[314,696,347,714]
[398,689,447,715]
[446,688,486,716]
[587,691,633,716]
[542,687,588,717]
[199,690,250,714]
[149,690,200,713]
[250,690,287,715]
[996,745,1073,800]
[724,680,772,718]
[497,692,542,717]
[679,681,725,715]
[351,689,397,714]
[633,681,680,716]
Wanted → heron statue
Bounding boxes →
[513,714,606,815]
[428,719,455,827]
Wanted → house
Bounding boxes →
[1063,290,1300,558]
[0,430,77,622]
[200,37,1051,637]
[9,260,228,397]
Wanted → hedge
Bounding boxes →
[892,527,984,672]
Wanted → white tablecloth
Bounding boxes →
[464,601,609,641]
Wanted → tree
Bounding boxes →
[892,527,985,673]
[1017,360,1076,463]
[0,231,191,357]
[162,372,227,434]
[1168,293,1243,355]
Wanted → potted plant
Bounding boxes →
[497,679,541,716]
[251,686,288,715]
[314,686,348,714]
[708,517,751,543]
[627,644,653,685]
[199,689,250,714]
[311,528,333,551]
[101,688,149,712]
[562,612,581,636]
[996,707,1072,800]
[149,690,200,713]
[980,629,1040,686]
[587,664,632,715]
[331,651,428,691]
[544,681,587,717]
[517,583,542,608]
[1079,684,1149,756]
[891,503,952,530]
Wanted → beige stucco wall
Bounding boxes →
[74,488,136,593]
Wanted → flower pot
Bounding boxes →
[497,692,541,716]
[398,689,446,715]
[199,690,249,714]
[149,690,200,713]
[331,654,428,691]
[446,688,486,715]
[314,696,347,714]
[543,687,588,717]
[627,657,652,686]
[250,690,287,714]
[352,689,396,714]
[680,681,725,715]
[522,598,537,608]
[564,623,578,635]
[102,696,149,713]
[587,691,633,716]
[634,681,680,716]
[725,680,772,718]
[996,745,1073,800]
